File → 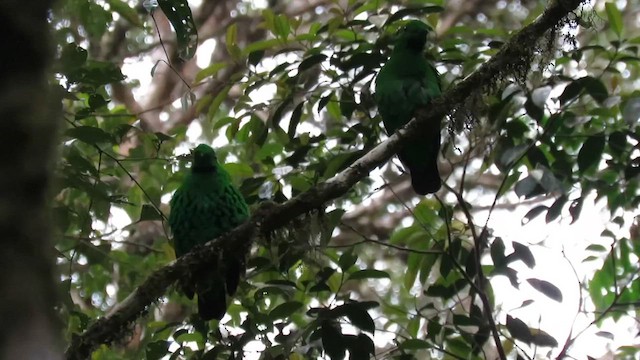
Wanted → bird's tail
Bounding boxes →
[197,283,227,321]
[196,256,244,321]
[399,131,441,195]
[408,160,441,195]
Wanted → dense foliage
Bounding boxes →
[52,0,639,359]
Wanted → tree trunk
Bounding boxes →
[0,0,62,359]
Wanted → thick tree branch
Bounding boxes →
[65,1,585,358]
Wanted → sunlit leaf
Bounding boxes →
[605,2,623,36]
[195,62,227,83]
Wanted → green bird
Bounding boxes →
[169,144,250,320]
[375,20,442,194]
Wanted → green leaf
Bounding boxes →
[59,43,87,74]
[88,94,108,109]
[274,14,291,39]
[66,126,114,145]
[622,97,640,125]
[175,332,203,344]
[339,89,356,119]
[243,39,281,55]
[66,146,98,176]
[582,76,608,103]
[298,54,327,73]
[348,269,390,281]
[425,279,467,299]
[261,9,276,35]
[337,52,384,71]
[608,131,627,155]
[414,200,439,225]
[106,0,142,27]
[490,237,507,268]
[180,91,195,111]
[326,94,341,120]
[269,301,304,320]
[577,134,605,173]
[67,60,125,86]
[605,2,623,36]
[150,61,160,77]
[526,278,563,302]
[498,143,527,170]
[400,338,431,350]
[158,0,198,59]
[402,229,430,289]
[288,102,304,138]
[525,96,543,121]
[223,163,254,180]
[439,253,454,279]
[530,329,559,347]
[317,93,333,113]
[338,251,358,271]
[247,50,265,66]
[70,0,110,38]
[139,204,164,221]
[506,315,531,342]
[340,304,375,333]
[322,150,365,179]
[145,340,169,360]
[77,241,111,266]
[569,197,584,224]
[586,244,607,252]
[345,334,375,359]
[271,96,293,129]
[314,209,343,246]
[225,23,241,59]
[514,176,542,199]
[559,79,584,105]
[207,85,231,120]
[154,132,174,142]
[526,146,549,169]
[512,242,535,268]
[595,331,614,340]
[545,195,567,223]
[426,318,442,341]
[195,62,227,83]
[321,321,345,359]
[452,314,478,327]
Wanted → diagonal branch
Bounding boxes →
[65,1,585,358]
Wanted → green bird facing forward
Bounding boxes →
[169,144,250,320]
[375,20,442,194]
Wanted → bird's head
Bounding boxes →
[191,144,218,172]
[394,20,431,52]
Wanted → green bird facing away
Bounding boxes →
[169,144,250,320]
[375,20,443,194]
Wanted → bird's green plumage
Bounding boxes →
[168,144,249,320]
[375,20,442,194]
